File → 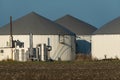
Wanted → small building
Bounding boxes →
[92,16,120,60]
[55,15,97,55]
[0,12,76,61]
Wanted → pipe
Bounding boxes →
[10,16,13,60]
[10,16,12,38]
[36,44,41,61]
[29,33,33,59]
[10,16,13,48]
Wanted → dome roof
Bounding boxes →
[0,12,74,35]
[55,15,97,35]
[94,16,120,34]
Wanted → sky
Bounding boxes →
[0,0,120,28]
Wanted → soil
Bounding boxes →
[0,60,120,80]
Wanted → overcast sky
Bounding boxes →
[0,0,120,28]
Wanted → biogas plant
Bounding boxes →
[0,12,97,62]
[0,12,76,61]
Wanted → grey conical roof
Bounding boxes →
[0,12,74,35]
[55,15,97,35]
[93,16,120,34]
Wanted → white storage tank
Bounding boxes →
[92,16,120,60]
[55,15,97,55]
[13,49,19,61]
[0,12,76,61]
[39,43,48,61]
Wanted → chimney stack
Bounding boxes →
[9,16,13,48]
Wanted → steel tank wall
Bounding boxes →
[0,48,12,61]
[0,35,76,61]
[0,35,29,48]
[92,35,120,60]
[0,35,11,47]
[33,35,76,61]
[0,35,29,61]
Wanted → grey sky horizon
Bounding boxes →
[0,0,120,28]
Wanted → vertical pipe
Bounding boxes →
[9,16,13,48]
[41,44,47,61]
[10,16,13,60]
[10,16,12,38]
[41,44,44,61]
[44,44,47,61]
[36,44,41,61]
[29,33,33,59]
[47,38,50,60]
[41,44,43,61]
[39,45,41,60]
[48,38,50,46]
[36,46,39,60]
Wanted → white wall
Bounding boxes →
[0,35,76,61]
[33,35,76,61]
[0,35,29,48]
[92,35,120,59]
[0,48,12,61]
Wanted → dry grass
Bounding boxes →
[0,60,120,80]
[75,54,92,61]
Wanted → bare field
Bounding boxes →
[0,60,120,80]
